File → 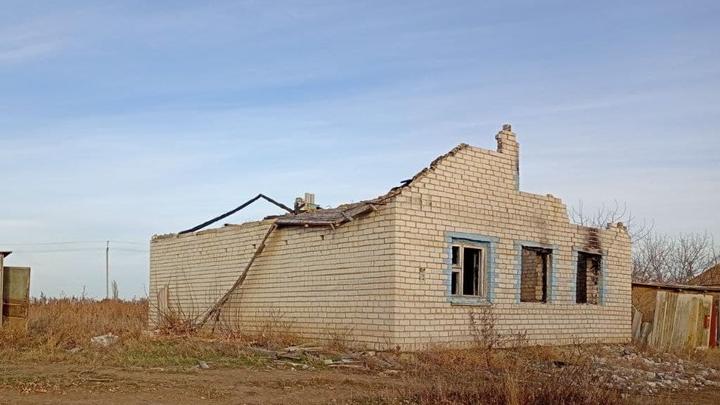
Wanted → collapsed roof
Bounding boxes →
[179,144,469,234]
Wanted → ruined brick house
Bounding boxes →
[149,125,632,349]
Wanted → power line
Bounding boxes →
[0,240,146,247]
[112,248,149,253]
[0,241,107,246]
[10,247,148,254]
[10,248,107,253]
[110,241,146,245]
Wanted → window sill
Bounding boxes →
[449,296,492,306]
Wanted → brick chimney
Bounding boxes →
[294,192,318,212]
[495,124,519,189]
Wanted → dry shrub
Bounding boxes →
[365,309,622,405]
[390,346,622,405]
[691,349,720,369]
[326,325,355,352]
[155,308,196,336]
[242,308,295,348]
[212,308,301,349]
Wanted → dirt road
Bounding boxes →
[0,362,398,404]
[1,362,719,404]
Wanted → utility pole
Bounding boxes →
[105,240,110,299]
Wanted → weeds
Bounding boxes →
[0,298,281,368]
[1,297,147,352]
[254,308,299,348]
[360,310,623,405]
[6,298,717,404]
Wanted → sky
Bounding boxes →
[1,1,718,298]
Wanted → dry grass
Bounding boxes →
[693,349,720,369]
[5,299,719,404]
[0,298,268,368]
[354,344,624,405]
[354,308,624,404]
[0,298,146,355]
[632,341,720,370]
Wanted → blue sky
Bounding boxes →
[1,1,718,298]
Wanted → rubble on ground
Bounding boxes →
[241,344,398,372]
[589,345,720,396]
[242,343,719,397]
[90,333,120,347]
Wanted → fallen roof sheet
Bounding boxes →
[273,200,378,227]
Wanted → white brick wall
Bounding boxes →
[149,127,632,350]
[150,211,397,346]
[389,130,631,349]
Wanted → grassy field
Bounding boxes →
[0,299,718,404]
[0,298,270,369]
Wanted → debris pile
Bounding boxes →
[90,333,120,347]
[590,346,720,395]
[242,344,401,373]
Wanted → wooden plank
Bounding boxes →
[640,322,652,344]
[671,294,692,349]
[157,285,169,316]
[650,290,668,348]
[698,295,712,348]
[649,291,713,350]
[631,307,643,341]
[711,300,719,348]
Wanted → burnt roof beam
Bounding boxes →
[179,194,294,235]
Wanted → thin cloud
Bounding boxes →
[0,41,62,64]
[0,18,69,65]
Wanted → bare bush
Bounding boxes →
[468,307,526,353]
[571,200,719,283]
[570,200,653,243]
[253,308,299,348]
[633,231,718,283]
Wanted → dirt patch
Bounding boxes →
[1,356,719,405]
[0,362,400,405]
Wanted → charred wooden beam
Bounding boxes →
[179,194,293,234]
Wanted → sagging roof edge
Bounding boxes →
[632,281,720,293]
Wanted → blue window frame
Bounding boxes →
[445,232,497,305]
[514,241,558,304]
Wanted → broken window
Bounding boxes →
[520,246,552,303]
[576,252,601,304]
[451,243,486,297]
